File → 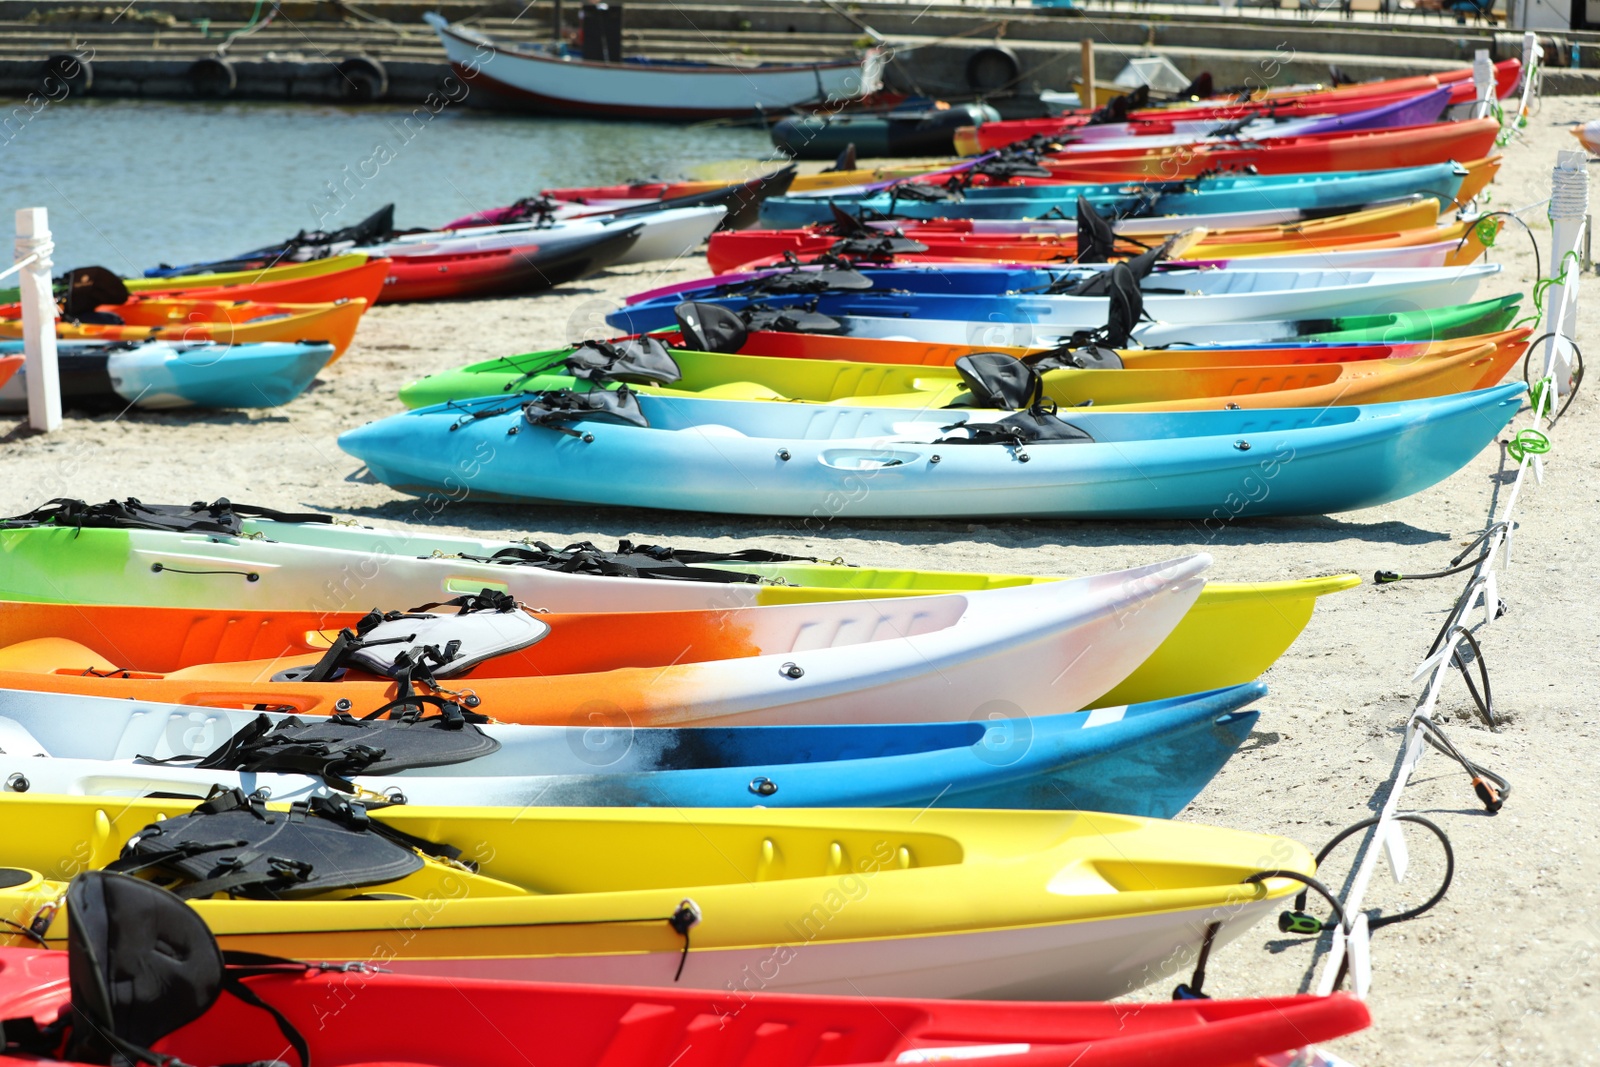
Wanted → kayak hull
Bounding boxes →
[0,340,334,411]
[0,946,1373,1067]
[0,684,1264,816]
[0,797,1311,1001]
[340,386,1526,519]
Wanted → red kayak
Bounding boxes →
[377,225,641,302]
[0,354,19,391]
[964,58,1520,153]
[1039,118,1501,180]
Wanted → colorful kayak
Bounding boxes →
[453,166,798,231]
[0,906,1372,1067]
[0,340,334,412]
[758,161,1472,227]
[956,60,1519,153]
[611,265,1499,339]
[116,256,391,306]
[0,795,1311,999]
[397,332,1523,412]
[1033,119,1501,180]
[0,354,18,390]
[342,384,1526,519]
[708,206,1495,273]
[124,252,375,292]
[0,555,1211,723]
[0,498,1357,708]
[0,298,366,358]
[0,683,1263,816]
[709,197,1449,270]
[378,226,643,302]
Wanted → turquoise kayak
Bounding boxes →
[340,383,1525,519]
[0,340,334,412]
[758,161,1472,226]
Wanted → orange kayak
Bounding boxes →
[0,298,367,359]
[0,354,19,391]
[0,565,1199,726]
[130,257,391,307]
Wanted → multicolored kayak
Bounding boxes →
[611,265,1500,339]
[397,332,1523,412]
[757,161,1473,227]
[0,340,335,412]
[0,796,1312,999]
[0,498,1358,707]
[340,384,1527,519]
[0,555,1212,723]
[0,682,1264,816]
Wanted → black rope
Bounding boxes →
[1415,715,1510,812]
[1374,522,1507,585]
[1520,332,1584,427]
[1453,210,1540,282]
[150,563,260,582]
[1278,814,1456,990]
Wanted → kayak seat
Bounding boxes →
[0,637,120,674]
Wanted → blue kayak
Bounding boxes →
[609,264,1497,337]
[758,161,1470,227]
[0,339,334,412]
[0,684,1264,816]
[340,383,1525,519]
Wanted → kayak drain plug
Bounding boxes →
[780,662,805,679]
[1234,440,1251,451]
[5,774,27,793]
[777,448,791,461]
[749,777,778,797]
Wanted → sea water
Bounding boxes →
[0,97,774,273]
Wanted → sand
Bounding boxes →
[3,96,1599,1066]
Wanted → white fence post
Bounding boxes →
[1472,49,1494,119]
[1546,150,1587,394]
[15,208,60,433]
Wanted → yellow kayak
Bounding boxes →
[122,254,373,294]
[0,795,1311,1001]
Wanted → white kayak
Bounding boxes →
[365,207,727,266]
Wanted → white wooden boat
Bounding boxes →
[426,13,886,120]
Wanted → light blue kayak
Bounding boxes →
[758,161,1470,226]
[0,340,334,412]
[0,684,1264,816]
[340,383,1525,519]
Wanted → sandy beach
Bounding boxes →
[3,97,1598,1066]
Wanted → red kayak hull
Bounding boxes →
[377,228,639,303]
[1040,118,1501,179]
[0,946,1368,1067]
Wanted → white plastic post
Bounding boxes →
[1546,150,1588,394]
[1472,49,1494,119]
[1516,32,1543,125]
[15,208,59,433]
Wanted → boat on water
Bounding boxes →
[425,13,887,121]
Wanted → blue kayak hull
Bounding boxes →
[340,384,1525,519]
[0,340,334,412]
[521,684,1263,815]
